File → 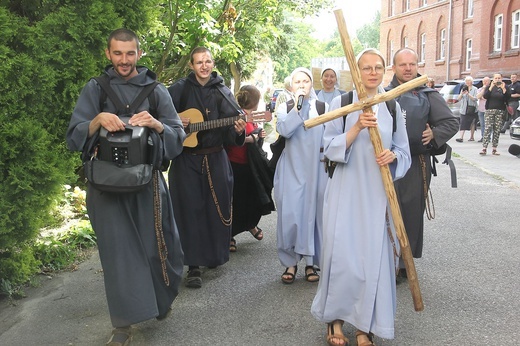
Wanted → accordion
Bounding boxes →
[98,117,150,166]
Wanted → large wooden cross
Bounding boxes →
[305,9,425,312]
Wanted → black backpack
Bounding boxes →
[268,99,326,170]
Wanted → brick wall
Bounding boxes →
[380,0,520,84]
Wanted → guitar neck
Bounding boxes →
[190,115,242,132]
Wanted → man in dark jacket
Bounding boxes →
[67,28,186,345]
[386,48,458,278]
[168,47,246,288]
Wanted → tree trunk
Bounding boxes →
[230,62,241,94]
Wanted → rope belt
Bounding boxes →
[153,170,170,286]
[202,155,232,226]
[419,154,435,220]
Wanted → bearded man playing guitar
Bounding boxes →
[167,47,246,289]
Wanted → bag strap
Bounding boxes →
[95,75,126,112]
[340,91,397,132]
[94,74,159,117]
[287,99,295,112]
[286,99,325,115]
[340,91,353,131]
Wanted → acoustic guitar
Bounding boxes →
[179,108,271,148]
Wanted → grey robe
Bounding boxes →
[274,98,328,267]
[387,77,458,259]
[311,92,411,339]
[66,67,186,327]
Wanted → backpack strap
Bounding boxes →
[316,100,325,115]
[340,91,353,131]
[286,99,325,115]
[94,74,159,117]
[340,91,397,132]
[385,98,397,133]
[128,81,159,115]
[94,75,126,113]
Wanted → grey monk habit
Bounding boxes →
[66,67,186,327]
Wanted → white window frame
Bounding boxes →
[403,36,408,48]
[440,29,446,60]
[390,0,396,16]
[494,14,503,52]
[404,0,410,12]
[465,39,472,70]
[512,10,520,49]
[421,0,427,7]
[388,40,395,66]
[467,0,474,18]
[420,33,426,62]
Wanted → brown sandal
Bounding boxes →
[106,327,132,346]
[326,320,349,346]
[305,266,320,282]
[250,226,264,240]
[229,238,237,252]
[355,330,375,346]
[492,149,500,156]
[479,148,487,155]
[281,266,297,284]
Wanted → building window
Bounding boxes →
[439,29,446,60]
[467,0,474,18]
[404,0,410,12]
[494,14,503,52]
[403,36,408,48]
[388,40,394,66]
[465,39,472,70]
[390,0,396,16]
[421,0,427,7]
[512,10,520,49]
[419,33,426,62]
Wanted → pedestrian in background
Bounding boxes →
[274,76,294,113]
[426,78,435,89]
[274,67,327,285]
[455,76,478,142]
[480,73,510,155]
[316,67,345,105]
[508,73,520,121]
[312,48,411,346]
[476,76,490,142]
[263,86,272,111]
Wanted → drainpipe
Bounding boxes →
[446,0,453,81]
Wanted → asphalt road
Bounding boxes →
[1,131,519,346]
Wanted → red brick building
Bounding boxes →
[380,0,520,84]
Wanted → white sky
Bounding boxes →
[308,0,381,40]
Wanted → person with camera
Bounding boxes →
[67,29,186,345]
[476,77,491,142]
[480,73,511,155]
[455,76,479,142]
